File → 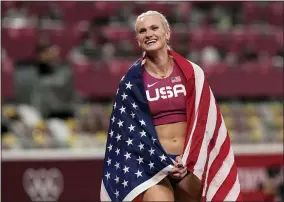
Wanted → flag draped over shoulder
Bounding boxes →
[100,51,242,202]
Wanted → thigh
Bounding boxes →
[175,173,202,202]
[143,177,175,201]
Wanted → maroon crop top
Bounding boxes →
[143,61,187,126]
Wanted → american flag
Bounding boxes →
[171,76,181,83]
[101,51,242,202]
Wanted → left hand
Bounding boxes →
[168,155,188,179]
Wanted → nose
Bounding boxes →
[145,30,153,38]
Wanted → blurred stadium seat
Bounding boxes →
[1,1,283,150]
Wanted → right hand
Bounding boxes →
[168,155,188,179]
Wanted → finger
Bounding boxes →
[169,167,187,177]
[173,167,187,175]
[179,168,188,177]
[171,166,186,172]
[175,155,182,162]
[168,168,180,174]
[180,166,187,172]
[172,171,186,179]
[173,161,181,167]
[175,155,184,167]
[179,166,187,173]
[173,161,184,168]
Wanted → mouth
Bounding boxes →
[145,39,157,46]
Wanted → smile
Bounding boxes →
[145,39,157,45]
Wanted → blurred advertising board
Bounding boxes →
[2,144,283,202]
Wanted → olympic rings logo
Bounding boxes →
[23,168,64,201]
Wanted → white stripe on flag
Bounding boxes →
[207,147,235,201]
[100,180,111,202]
[224,175,241,201]
[182,61,205,167]
[202,119,227,197]
[193,90,217,179]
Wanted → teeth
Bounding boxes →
[146,40,156,45]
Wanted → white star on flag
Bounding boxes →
[132,102,138,109]
[128,124,135,132]
[114,175,119,183]
[136,156,144,164]
[148,148,155,156]
[122,180,128,188]
[115,134,122,142]
[124,152,131,160]
[115,148,120,156]
[107,158,112,165]
[123,166,130,174]
[111,116,115,124]
[135,170,143,178]
[125,81,133,90]
[114,190,119,198]
[117,120,124,128]
[107,144,113,152]
[140,130,147,137]
[121,92,128,101]
[113,102,117,109]
[119,106,126,114]
[148,161,154,169]
[138,142,144,150]
[139,119,146,126]
[130,112,135,119]
[105,172,111,180]
[109,130,114,137]
[116,89,119,95]
[159,154,167,162]
[114,162,120,170]
[126,138,133,146]
[152,137,157,143]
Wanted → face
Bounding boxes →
[136,14,170,53]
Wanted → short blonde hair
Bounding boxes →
[135,10,171,34]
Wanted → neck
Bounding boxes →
[145,48,172,77]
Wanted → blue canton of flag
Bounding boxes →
[101,60,174,202]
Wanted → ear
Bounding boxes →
[136,36,141,47]
[166,31,171,42]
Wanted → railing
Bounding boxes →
[2,143,283,160]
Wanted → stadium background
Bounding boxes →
[1,1,283,202]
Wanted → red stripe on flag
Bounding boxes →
[212,153,238,200]
[186,79,211,172]
[205,133,231,196]
[201,104,222,188]
[237,191,243,201]
[184,78,196,148]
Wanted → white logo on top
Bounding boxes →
[147,82,159,88]
[146,84,186,102]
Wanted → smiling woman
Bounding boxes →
[100,10,242,202]
[134,10,200,202]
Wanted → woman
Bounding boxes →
[101,10,241,202]
[135,11,201,201]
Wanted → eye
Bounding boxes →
[152,26,159,30]
[139,29,146,34]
